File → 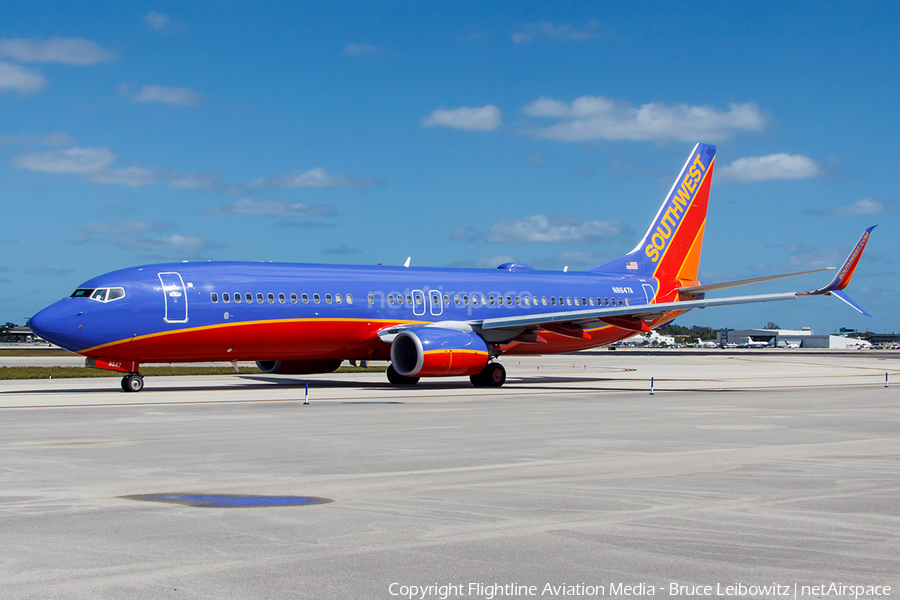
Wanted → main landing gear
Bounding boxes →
[386,364,419,386]
[120,373,144,392]
[470,362,506,388]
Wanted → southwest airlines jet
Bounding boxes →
[29,144,875,392]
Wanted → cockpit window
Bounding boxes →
[72,287,125,302]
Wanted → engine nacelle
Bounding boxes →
[391,328,489,377]
[255,359,342,375]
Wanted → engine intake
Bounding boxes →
[391,328,489,377]
[255,359,342,375]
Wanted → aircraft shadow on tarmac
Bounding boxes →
[2,374,651,395]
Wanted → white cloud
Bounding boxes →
[144,12,171,31]
[0,37,116,65]
[833,198,890,216]
[322,244,362,255]
[13,147,115,174]
[716,153,822,183]
[341,43,381,56]
[119,83,203,107]
[0,61,48,93]
[255,167,383,189]
[511,21,599,43]
[88,166,159,187]
[80,221,174,233]
[0,133,74,146]
[448,255,516,269]
[481,215,621,244]
[806,198,900,217]
[167,172,221,190]
[421,105,502,131]
[522,96,767,142]
[202,199,337,217]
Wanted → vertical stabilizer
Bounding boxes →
[591,143,716,282]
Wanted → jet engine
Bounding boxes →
[255,359,342,375]
[390,327,489,377]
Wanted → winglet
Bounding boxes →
[807,226,875,294]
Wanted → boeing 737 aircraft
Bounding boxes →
[29,143,875,392]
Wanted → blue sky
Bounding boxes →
[2,1,897,334]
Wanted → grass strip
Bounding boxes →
[0,365,386,380]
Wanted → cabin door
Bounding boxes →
[158,272,189,323]
[642,283,656,305]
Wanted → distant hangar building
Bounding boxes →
[717,328,867,349]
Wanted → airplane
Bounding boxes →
[28,143,876,392]
[741,337,771,348]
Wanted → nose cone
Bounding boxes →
[30,300,81,351]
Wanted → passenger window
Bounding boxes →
[368,294,374,304]
[505,296,512,305]
[222,292,230,303]
[301,293,309,303]
[558,297,564,305]
[463,295,468,304]
[551,296,556,305]
[234,293,241,303]
[443,294,449,304]
[582,297,587,306]
[481,295,487,305]
[454,295,460,305]
[257,293,264,303]
[490,296,496,305]
[291,293,297,303]
[589,297,594,306]
[596,297,601,306]
[336,294,342,304]
[566,297,572,306]
[620,298,625,306]
[388,294,395,305]
[246,293,253,303]
[604,298,609,306]
[211,292,219,303]
[472,295,479,306]
[267,293,274,303]
[313,293,320,304]
[347,294,353,304]
[278,293,285,303]
[107,288,125,301]
[415,295,422,305]
[624,298,629,306]
[516,296,521,305]
[574,297,580,306]
[325,294,332,304]
[406,295,412,304]
[541,297,547,305]
[524,296,531,306]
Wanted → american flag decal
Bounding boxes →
[625,261,638,270]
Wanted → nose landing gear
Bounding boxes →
[121,373,144,392]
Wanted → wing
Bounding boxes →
[478,226,876,337]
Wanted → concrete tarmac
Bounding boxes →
[1,352,898,599]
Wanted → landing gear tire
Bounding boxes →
[471,362,506,388]
[121,373,144,392]
[386,364,419,386]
